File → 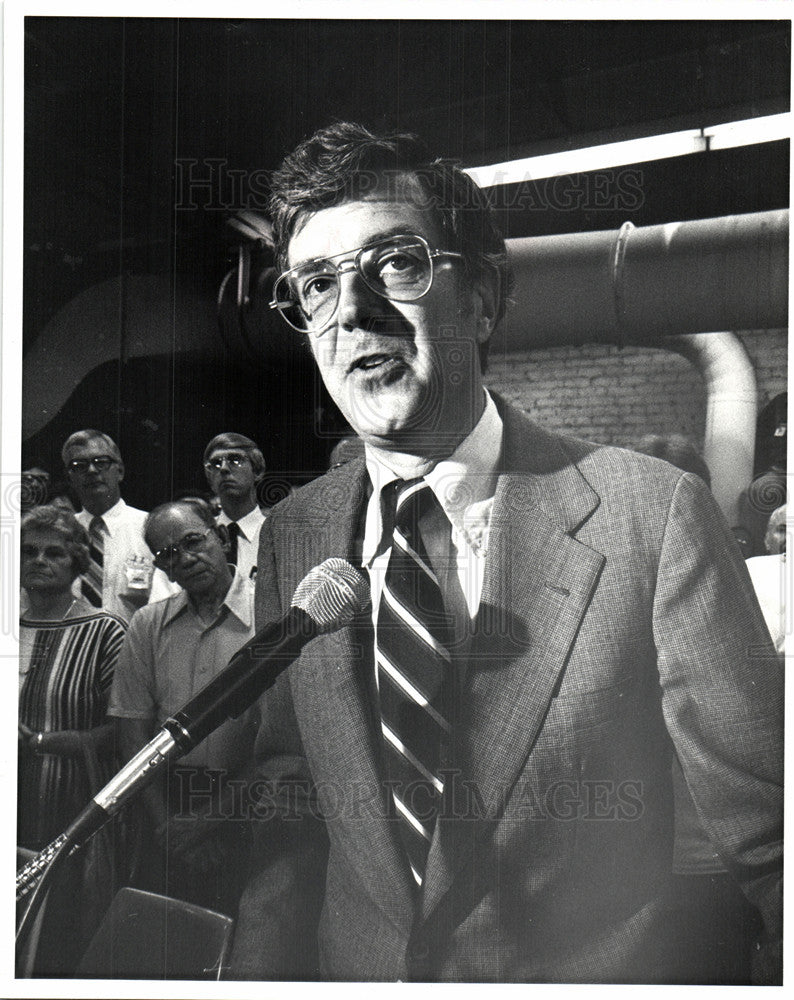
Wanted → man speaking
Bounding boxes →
[229,123,782,984]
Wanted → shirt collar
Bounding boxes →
[362,389,503,564]
[216,505,265,539]
[222,566,255,626]
[76,497,126,533]
[424,390,502,531]
[162,567,254,629]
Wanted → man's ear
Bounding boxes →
[117,460,125,483]
[472,270,499,345]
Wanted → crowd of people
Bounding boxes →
[18,428,270,973]
[17,121,785,984]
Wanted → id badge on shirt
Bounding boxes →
[124,554,153,592]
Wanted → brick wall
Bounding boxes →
[487,328,787,451]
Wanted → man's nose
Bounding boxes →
[336,269,384,330]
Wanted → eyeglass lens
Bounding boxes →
[205,453,246,470]
[154,530,209,568]
[69,456,115,473]
[274,236,433,332]
[22,544,69,560]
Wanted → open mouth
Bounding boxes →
[349,352,404,374]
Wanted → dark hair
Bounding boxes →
[21,504,90,577]
[269,122,511,368]
[203,432,266,481]
[143,498,218,552]
[633,433,712,489]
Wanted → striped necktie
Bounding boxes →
[81,515,105,608]
[376,478,455,887]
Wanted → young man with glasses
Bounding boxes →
[60,429,175,621]
[108,498,259,913]
[203,432,267,581]
[229,123,782,984]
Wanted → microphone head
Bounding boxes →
[291,558,369,631]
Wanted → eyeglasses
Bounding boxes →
[270,233,464,335]
[67,456,117,474]
[204,452,249,472]
[152,527,214,571]
[21,543,70,561]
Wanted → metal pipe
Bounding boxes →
[495,209,788,353]
[667,333,758,525]
[22,211,787,447]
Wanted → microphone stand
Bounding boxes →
[16,835,71,961]
[15,727,182,962]
[15,608,323,957]
[15,557,369,963]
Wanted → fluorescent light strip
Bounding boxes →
[707,114,791,151]
[464,113,791,188]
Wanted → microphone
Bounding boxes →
[17,558,368,897]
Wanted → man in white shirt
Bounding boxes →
[109,498,259,912]
[746,503,787,653]
[203,432,267,582]
[62,429,175,622]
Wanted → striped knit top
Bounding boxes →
[18,605,127,848]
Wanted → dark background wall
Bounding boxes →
[22,17,790,509]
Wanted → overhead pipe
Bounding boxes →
[495,209,788,352]
[23,211,788,463]
[491,209,787,524]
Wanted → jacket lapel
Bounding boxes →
[282,459,418,921]
[420,404,606,920]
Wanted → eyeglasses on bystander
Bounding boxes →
[152,527,215,571]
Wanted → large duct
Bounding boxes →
[23,212,788,495]
[492,209,787,525]
[496,209,787,352]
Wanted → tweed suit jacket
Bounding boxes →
[230,400,782,983]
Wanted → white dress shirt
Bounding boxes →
[216,505,266,582]
[746,553,787,653]
[363,389,504,626]
[74,498,177,622]
[108,569,258,771]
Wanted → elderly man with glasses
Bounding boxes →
[228,123,782,985]
[108,498,259,914]
[203,432,267,581]
[61,429,175,621]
